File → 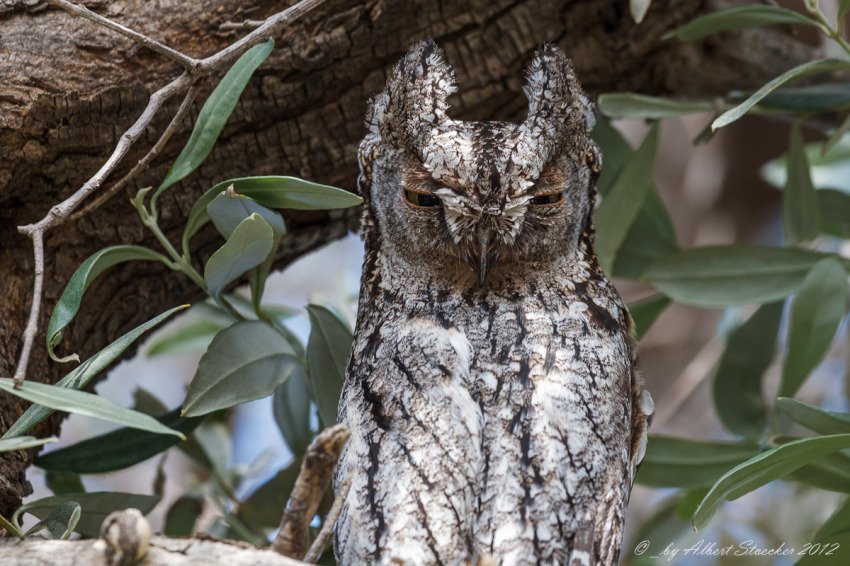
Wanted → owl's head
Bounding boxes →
[359,40,600,289]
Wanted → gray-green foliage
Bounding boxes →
[712,302,783,438]
[4,306,188,439]
[306,305,353,427]
[602,2,850,556]
[182,321,301,417]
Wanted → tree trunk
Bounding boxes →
[0,0,812,516]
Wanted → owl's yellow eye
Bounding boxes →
[530,192,564,206]
[404,190,441,208]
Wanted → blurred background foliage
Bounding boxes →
[1,2,850,565]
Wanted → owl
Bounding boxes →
[334,40,654,566]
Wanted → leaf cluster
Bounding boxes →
[599,4,850,560]
[1,40,360,544]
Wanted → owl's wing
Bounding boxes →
[335,318,483,565]
[567,478,628,565]
[566,366,654,566]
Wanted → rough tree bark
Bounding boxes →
[0,0,812,518]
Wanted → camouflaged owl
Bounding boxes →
[334,39,654,566]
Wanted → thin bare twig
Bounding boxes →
[219,19,265,31]
[197,0,325,72]
[13,232,44,386]
[46,0,198,70]
[303,477,350,563]
[12,72,190,384]
[21,72,190,235]
[11,0,326,385]
[273,424,350,558]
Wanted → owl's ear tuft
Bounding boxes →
[523,45,595,141]
[366,39,457,148]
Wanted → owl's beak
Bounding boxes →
[473,228,496,288]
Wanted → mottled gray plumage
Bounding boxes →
[335,40,653,565]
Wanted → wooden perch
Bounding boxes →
[0,534,308,565]
[273,424,350,560]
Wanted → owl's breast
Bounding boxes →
[464,291,632,407]
[339,276,636,563]
[460,290,634,562]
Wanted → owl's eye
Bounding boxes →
[529,192,564,206]
[404,190,442,208]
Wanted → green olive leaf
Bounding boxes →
[644,246,848,308]
[713,302,783,438]
[0,436,57,453]
[713,59,850,131]
[306,305,353,426]
[182,321,300,417]
[47,246,171,362]
[636,436,758,489]
[784,123,820,244]
[0,379,185,440]
[157,40,274,193]
[598,93,713,119]
[780,258,848,398]
[183,176,361,253]
[665,4,820,43]
[693,434,850,530]
[4,306,187,438]
[594,122,659,275]
[203,214,274,299]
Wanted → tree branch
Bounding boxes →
[303,477,350,563]
[196,0,325,72]
[12,231,44,387]
[273,424,349,559]
[219,19,265,31]
[0,534,308,565]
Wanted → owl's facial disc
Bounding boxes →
[399,171,509,286]
[399,151,584,288]
[361,40,599,290]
